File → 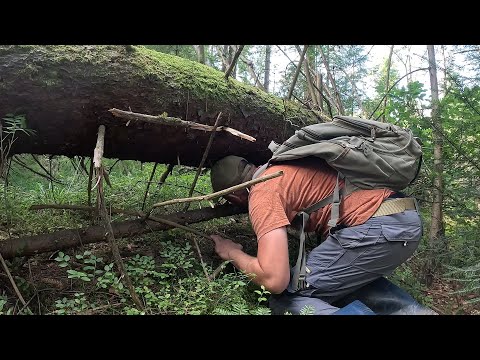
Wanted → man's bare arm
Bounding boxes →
[211,227,290,294]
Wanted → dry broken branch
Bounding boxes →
[94,125,143,310]
[109,108,256,142]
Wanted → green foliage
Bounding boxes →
[254,285,270,305]
[388,262,433,308]
[2,114,36,137]
[445,263,480,304]
[0,292,14,315]
[54,293,89,315]
[299,305,315,315]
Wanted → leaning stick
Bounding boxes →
[152,170,283,208]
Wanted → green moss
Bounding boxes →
[0,45,319,124]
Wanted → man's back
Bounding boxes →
[248,157,393,238]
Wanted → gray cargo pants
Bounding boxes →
[269,209,422,315]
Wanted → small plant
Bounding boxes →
[54,293,89,314]
[0,292,14,315]
[54,251,71,268]
[67,269,91,282]
[254,285,271,305]
[299,305,315,315]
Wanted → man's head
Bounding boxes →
[211,155,256,206]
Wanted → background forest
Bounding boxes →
[0,45,478,315]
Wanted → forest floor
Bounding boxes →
[423,276,479,315]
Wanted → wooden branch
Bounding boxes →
[11,157,63,184]
[94,125,143,310]
[225,45,245,79]
[109,108,256,142]
[277,45,333,120]
[184,112,223,212]
[153,170,283,208]
[29,203,142,216]
[240,56,266,91]
[0,251,28,309]
[87,157,94,208]
[318,46,345,115]
[142,163,157,211]
[30,154,53,178]
[294,45,318,108]
[368,67,429,119]
[93,126,105,169]
[287,45,308,100]
[0,204,246,259]
[158,163,174,187]
[209,261,230,281]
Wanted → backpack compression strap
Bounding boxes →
[291,211,309,291]
[291,174,360,292]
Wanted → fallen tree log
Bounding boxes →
[0,45,322,166]
[0,204,245,259]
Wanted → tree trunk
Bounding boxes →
[318,46,345,115]
[194,45,205,64]
[0,204,245,259]
[295,45,318,107]
[0,46,319,167]
[382,45,394,122]
[426,44,445,285]
[264,45,271,92]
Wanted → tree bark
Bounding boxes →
[318,46,345,115]
[427,45,445,285]
[0,46,319,167]
[0,204,245,259]
[194,45,205,64]
[288,46,308,100]
[295,45,318,107]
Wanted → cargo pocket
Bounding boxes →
[333,223,382,249]
[381,223,422,243]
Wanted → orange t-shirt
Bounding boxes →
[248,158,394,239]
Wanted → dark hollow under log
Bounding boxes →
[0,45,322,167]
[0,204,246,259]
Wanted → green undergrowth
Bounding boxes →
[0,155,270,315]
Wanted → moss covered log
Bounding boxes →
[0,204,245,259]
[0,45,321,166]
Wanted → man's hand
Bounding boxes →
[210,235,243,261]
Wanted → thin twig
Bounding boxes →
[94,125,144,310]
[109,108,255,142]
[158,163,174,188]
[209,261,231,281]
[287,45,308,100]
[368,67,430,119]
[30,154,53,178]
[184,112,223,212]
[142,163,157,211]
[87,157,94,208]
[11,157,63,184]
[0,251,28,309]
[152,170,283,208]
[225,45,245,79]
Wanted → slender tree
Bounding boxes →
[194,45,205,64]
[382,45,394,122]
[427,44,445,286]
[264,45,271,92]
